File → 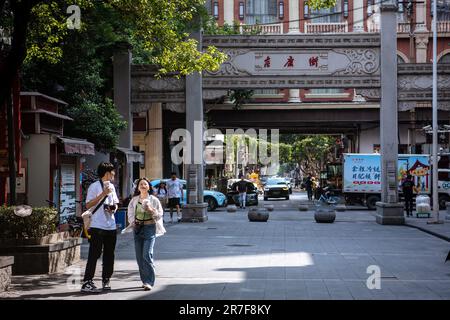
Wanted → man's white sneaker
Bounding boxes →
[80,280,102,294]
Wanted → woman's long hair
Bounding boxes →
[133,178,151,197]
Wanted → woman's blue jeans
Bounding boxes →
[134,224,156,286]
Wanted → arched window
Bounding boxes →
[397,55,405,64]
[439,53,450,63]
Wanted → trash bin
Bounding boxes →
[115,208,127,232]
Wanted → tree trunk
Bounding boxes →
[0,0,34,110]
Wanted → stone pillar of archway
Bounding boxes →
[113,43,133,199]
[376,0,404,225]
[288,0,301,103]
[182,28,208,222]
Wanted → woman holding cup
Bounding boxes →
[126,178,166,291]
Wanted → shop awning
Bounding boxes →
[58,137,95,155]
[116,147,144,164]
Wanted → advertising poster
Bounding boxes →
[344,154,430,194]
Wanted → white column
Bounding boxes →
[415,0,428,32]
[353,0,364,32]
[224,0,234,25]
[146,103,163,180]
[289,0,300,33]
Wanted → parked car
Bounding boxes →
[283,177,293,194]
[148,179,227,211]
[227,179,259,206]
[264,178,290,200]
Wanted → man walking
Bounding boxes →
[81,162,119,293]
[305,175,313,201]
[236,175,248,209]
[167,172,184,223]
[402,174,415,217]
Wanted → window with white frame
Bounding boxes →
[245,0,278,24]
[309,0,342,23]
[205,0,212,15]
[436,0,450,21]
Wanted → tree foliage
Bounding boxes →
[0,0,228,109]
[291,135,336,176]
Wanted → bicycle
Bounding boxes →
[46,200,84,237]
[314,187,341,206]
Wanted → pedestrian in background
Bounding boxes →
[402,174,415,217]
[167,172,184,223]
[305,175,313,201]
[155,181,168,217]
[236,175,248,209]
[127,178,166,291]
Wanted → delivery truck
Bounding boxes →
[331,153,450,210]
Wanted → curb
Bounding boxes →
[405,223,450,243]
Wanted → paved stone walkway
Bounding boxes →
[2,203,450,300]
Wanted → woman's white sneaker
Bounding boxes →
[143,284,153,291]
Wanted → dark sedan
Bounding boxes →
[263,178,290,200]
[227,180,259,206]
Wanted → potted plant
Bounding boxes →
[0,206,82,275]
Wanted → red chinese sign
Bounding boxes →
[283,56,294,68]
[264,56,271,68]
[309,56,319,67]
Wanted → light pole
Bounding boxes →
[430,0,441,223]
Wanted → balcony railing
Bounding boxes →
[437,21,450,33]
[240,23,283,34]
[304,21,348,34]
[368,22,411,33]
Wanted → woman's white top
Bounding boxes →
[123,194,166,237]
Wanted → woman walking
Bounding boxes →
[155,181,168,214]
[126,178,166,291]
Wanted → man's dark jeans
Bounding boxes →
[404,194,414,216]
[83,228,117,282]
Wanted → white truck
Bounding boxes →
[338,153,450,210]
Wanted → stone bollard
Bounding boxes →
[227,205,237,213]
[299,204,309,212]
[335,204,346,212]
[264,204,274,212]
[248,208,269,222]
[314,207,336,223]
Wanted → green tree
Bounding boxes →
[291,135,336,176]
[0,0,228,110]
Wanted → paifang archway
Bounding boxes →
[122,13,450,223]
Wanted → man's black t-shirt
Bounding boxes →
[237,180,248,193]
[402,180,414,196]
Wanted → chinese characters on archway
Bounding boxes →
[261,55,320,69]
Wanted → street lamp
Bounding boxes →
[343,0,349,18]
[213,1,219,20]
[431,0,441,223]
[239,2,245,20]
[279,1,284,20]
